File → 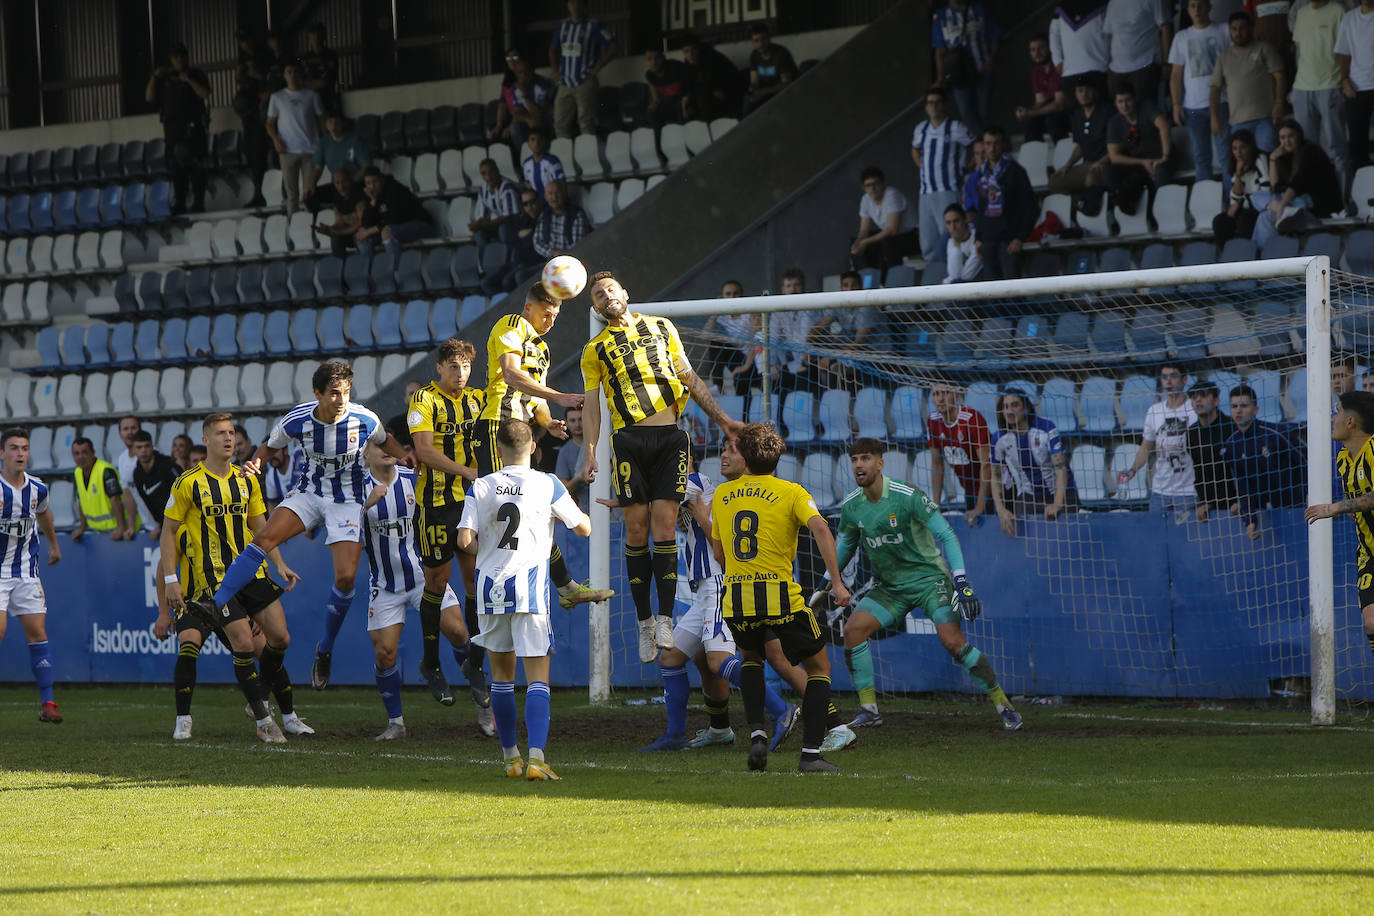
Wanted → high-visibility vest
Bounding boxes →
[75,459,120,531]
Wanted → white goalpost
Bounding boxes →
[585,256,1346,725]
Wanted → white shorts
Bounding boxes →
[673,576,734,658]
[278,492,363,544]
[0,578,47,616]
[473,612,552,657]
[367,583,458,631]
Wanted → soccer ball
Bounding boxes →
[541,256,588,300]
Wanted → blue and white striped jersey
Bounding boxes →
[363,467,422,594]
[476,176,521,222]
[550,17,614,86]
[262,446,306,503]
[522,154,567,200]
[267,401,386,504]
[911,118,975,194]
[681,471,721,584]
[459,465,583,615]
[0,473,49,579]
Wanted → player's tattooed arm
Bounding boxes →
[1046,452,1068,520]
[1305,493,1374,523]
[681,368,743,437]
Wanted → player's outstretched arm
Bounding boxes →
[533,401,568,440]
[1306,492,1374,523]
[580,393,602,482]
[500,352,584,408]
[805,515,850,607]
[243,442,277,477]
[681,368,742,437]
[37,508,60,566]
[381,432,411,465]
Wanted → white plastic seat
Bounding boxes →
[55,374,83,417]
[242,416,268,446]
[1350,165,1374,220]
[966,381,999,427]
[817,389,851,442]
[238,361,267,408]
[660,124,690,170]
[187,365,215,410]
[708,117,737,139]
[1051,137,1075,170]
[237,215,265,258]
[351,355,379,401]
[82,373,109,415]
[1110,444,1148,499]
[265,362,295,408]
[107,371,135,413]
[0,285,24,323]
[437,149,466,192]
[377,353,408,389]
[27,427,54,470]
[133,368,161,413]
[1187,180,1223,233]
[75,232,101,270]
[604,131,634,177]
[1016,140,1051,190]
[1154,184,1190,235]
[800,453,836,506]
[1070,445,1108,501]
[1038,193,1072,227]
[897,450,924,490]
[29,235,54,274]
[390,155,415,190]
[25,282,50,323]
[423,199,450,236]
[187,221,214,260]
[853,388,888,439]
[159,367,188,411]
[1113,201,1151,237]
[1038,377,1078,433]
[262,168,283,208]
[413,152,440,194]
[1079,376,1117,432]
[683,120,712,156]
[774,453,799,484]
[99,230,124,270]
[263,214,289,255]
[212,365,242,407]
[628,128,662,175]
[781,391,818,442]
[47,480,76,528]
[211,218,239,260]
[1117,375,1157,431]
[573,135,606,181]
[460,146,486,187]
[292,362,315,403]
[103,423,123,461]
[5,237,29,274]
[582,182,616,225]
[287,211,315,251]
[1207,306,1259,358]
[6,376,33,416]
[1247,369,1284,424]
[549,137,577,179]
[51,234,77,272]
[615,178,645,212]
[447,197,473,242]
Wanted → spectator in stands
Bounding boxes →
[644,49,690,127]
[188,443,207,466]
[491,49,523,147]
[770,268,825,423]
[1335,0,1374,172]
[1106,81,1173,216]
[1186,379,1239,520]
[1212,128,1269,240]
[1210,11,1286,153]
[963,126,1036,281]
[554,407,589,512]
[510,52,556,155]
[549,0,617,138]
[306,111,371,207]
[146,42,211,214]
[849,167,918,279]
[743,24,799,116]
[1291,0,1350,188]
[313,169,366,257]
[1221,384,1306,538]
[1254,118,1342,245]
[1016,33,1070,143]
[482,188,544,294]
[991,391,1076,536]
[301,22,340,112]
[962,137,986,206]
[942,203,983,282]
[355,165,432,259]
[233,426,255,465]
[814,270,881,352]
[927,384,993,526]
[1048,81,1112,216]
[70,437,130,542]
[267,60,324,217]
[235,29,273,208]
[911,86,976,263]
[1117,364,1199,517]
[1170,0,1233,181]
[131,431,178,541]
[532,181,591,258]
[701,280,762,403]
[1105,0,1173,110]
[1333,352,1359,395]
[932,0,1002,135]
[521,126,567,202]
[1050,1,1111,99]
[469,158,521,274]
[170,434,193,474]
[682,35,741,121]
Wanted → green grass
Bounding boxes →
[2,686,1373,914]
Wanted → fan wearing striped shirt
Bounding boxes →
[0,428,63,724]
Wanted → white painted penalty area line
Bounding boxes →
[1052,711,1374,733]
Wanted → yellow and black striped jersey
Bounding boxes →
[710,473,821,621]
[479,314,549,423]
[163,464,268,600]
[408,382,485,507]
[581,313,692,430]
[1339,437,1374,566]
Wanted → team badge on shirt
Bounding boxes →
[889,513,898,528]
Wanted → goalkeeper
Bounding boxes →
[827,438,1021,731]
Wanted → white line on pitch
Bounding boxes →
[1052,711,1374,733]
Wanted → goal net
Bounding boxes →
[582,256,1371,725]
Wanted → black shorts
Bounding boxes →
[417,502,464,568]
[1359,551,1374,609]
[727,610,827,666]
[611,424,688,505]
[176,577,283,635]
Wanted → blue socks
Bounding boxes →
[525,681,551,756]
[375,664,403,719]
[492,680,518,756]
[212,543,267,607]
[28,640,53,703]
[661,664,688,737]
[451,642,470,667]
[717,655,787,719]
[317,586,355,655]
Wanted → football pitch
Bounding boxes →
[2,686,1372,914]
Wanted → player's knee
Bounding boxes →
[334,573,356,592]
[660,647,688,666]
[945,634,969,657]
[374,644,397,667]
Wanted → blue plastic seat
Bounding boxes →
[8,193,31,234]
[458,294,486,328]
[53,190,78,231]
[0,197,7,237]
[36,327,63,370]
[370,252,397,297]
[7,152,31,191]
[211,265,239,307]
[1139,243,1174,271]
[30,192,54,233]
[147,180,172,221]
[29,149,53,189]
[264,310,293,355]
[423,247,453,292]
[346,305,374,351]
[402,300,431,347]
[316,257,345,300]
[1098,247,1133,272]
[114,274,139,313]
[85,324,111,367]
[59,325,86,366]
[210,314,237,359]
[185,315,211,357]
[145,139,167,177]
[318,306,347,352]
[99,186,124,227]
[1301,231,1342,265]
[1348,229,1374,278]
[162,269,188,312]
[397,250,424,293]
[137,272,164,312]
[134,319,161,362]
[430,297,458,340]
[373,302,403,349]
[237,263,265,307]
[290,308,321,355]
[74,145,100,183]
[186,267,213,310]
[75,188,100,230]
[479,242,506,277]
[108,322,136,365]
[122,184,148,224]
[98,142,122,181]
[451,246,480,290]
[161,317,189,363]
[343,254,371,300]
[52,147,76,185]
[289,258,318,302]
[263,261,291,305]
[237,311,265,357]
[121,140,147,179]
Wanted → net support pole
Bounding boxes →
[588,309,612,705]
[759,312,771,424]
[1305,255,1334,726]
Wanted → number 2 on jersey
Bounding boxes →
[497,503,521,550]
[732,510,759,561]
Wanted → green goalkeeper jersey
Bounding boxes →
[835,476,964,590]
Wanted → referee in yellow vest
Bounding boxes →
[70,436,131,541]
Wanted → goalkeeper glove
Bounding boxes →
[808,580,832,614]
[951,574,981,621]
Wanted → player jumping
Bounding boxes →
[831,438,1021,731]
[581,270,743,664]
[457,419,593,781]
[0,427,63,724]
[360,442,469,740]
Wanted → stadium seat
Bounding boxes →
[403,108,431,154]
[347,305,375,352]
[1052,312,1090,354]
[1247,370,1284,424]
[390,155,415,191]
[258,260,289,307]
[458,146,486,188]
[374,302,404,350]
[186,366,215,411]
[264,363,294,408]
[288,258,318,302]
[1109,444,1148,500]
[370,252,397,297]
[31,376,58,418]
[317,257,346,300]
[207,313,237,360]
[8,193,32,235]
[456,103,485,146]
[1261,235,1299,260]
[708,117,737,140]
[56,375,83,417]
[147,180,172,222]
[974,317,1014,366]
[1050,136,1075,170]
[317,306,347,352]
[262,310,291,356]
[161,317,188,363]
[1346,230,1374,278]
[96,186,123,228]
[1206,306,1258,359]
[1187,180,1223,232]
[683,120,712,157]
[85,324,111,367]
[234,311,264,358]
[604,131,634,178]
[1070,445,1108,502]
[584,183,615,225]
[1038,193,1072,227]
[379,110,407,156]
[1038,378,1078,432]
[459,294,486,328]
[1076,202,1111,237]
[816,389,851,443]
[1117,376,1157,431]
[1016,140,1051,191]
[660,124,690,170]
[1351,165,1374,220]
[780,391,817,443]
[98,230,124,270]
[1169,305,1210,360]
[212,218,240,260]
[399,300,430,348]
[235,263,264,307]
[445,197,473,242]
[53,190,78,232]
[422,247,454,293]
[1128,307,1167,359]
[615,177,645,212]
[83,374,109,415]
[887,450,916,489]
[1153,184,1190,236]
[29,235,53,273]
[437,148,466,192]
[261,169,283,208]
[208,265,237,308]
[1112,199,1151,237]
[24,281,50,324]
[36,327,63,370]
[1078,376,1117,432]
[800,453,837,507]
[430,105,458,149]
[290,308,321,355]
[853,388,888,439]
[574,135,607,181]
[160,367,189,412]
[452,246,481,290]
[428,296,458,341]
[239,362,268,408]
